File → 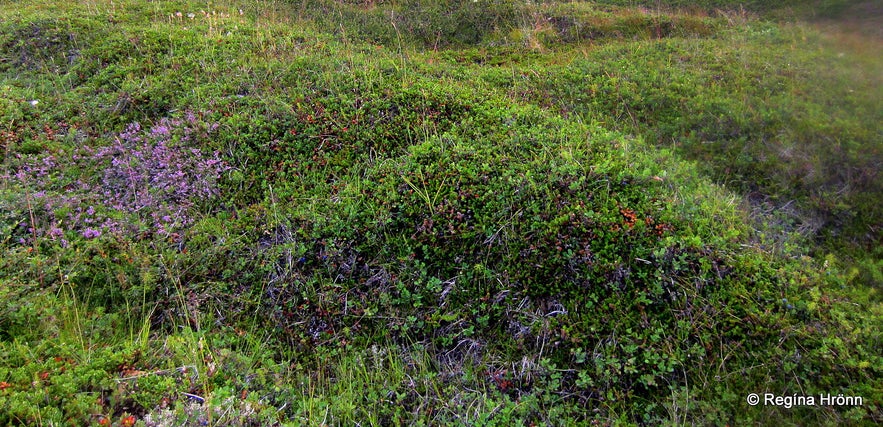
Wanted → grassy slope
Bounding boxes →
[0,0,880,425]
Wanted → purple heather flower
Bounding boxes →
[82,228,101,239]
[49,226,64,238]
[8,111,225,242]
[152,124,171,136]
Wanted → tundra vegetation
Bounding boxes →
[0,0,880,425]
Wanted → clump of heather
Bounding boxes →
[93,116,227,237]
[2,112,229,246]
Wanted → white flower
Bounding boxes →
[29,100,39,106]
[187,13,195,19]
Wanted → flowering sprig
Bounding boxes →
[94,117,228,237]
[4,112,229,246]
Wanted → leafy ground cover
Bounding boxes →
[1,0,880,425]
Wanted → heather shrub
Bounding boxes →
[2,111,230,312]
[4,112,228,248]
[91,114,228,238]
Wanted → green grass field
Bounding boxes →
[1,0,880,425]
